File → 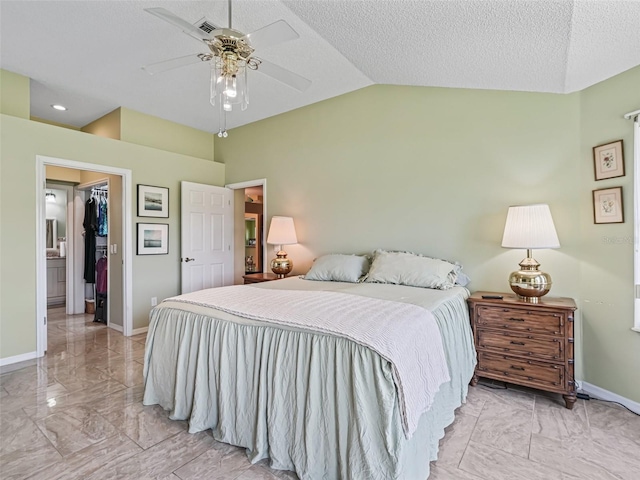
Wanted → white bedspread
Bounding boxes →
[167,285,450,438]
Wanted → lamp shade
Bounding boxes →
[267,216,298,246]
[501,204,560,249]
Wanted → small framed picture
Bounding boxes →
[593,140,624,181]
[593,187,624,224]
[137,223,169,255]
[138,184,169,218]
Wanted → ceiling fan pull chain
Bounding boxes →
[218,94,228,138]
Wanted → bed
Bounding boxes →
[143,276,476,479]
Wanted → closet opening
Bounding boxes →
[36,155,133,358]
[77,181,112,327]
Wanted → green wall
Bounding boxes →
[218,84,582,289]
[217,68,640,402]
[0,69,29,119]
[82,108,121,140]
[579,68,640,401]
[0,70,225,359]
[120,108,215,161]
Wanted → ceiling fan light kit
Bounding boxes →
[143,0,311,138]
[206,30,256,137]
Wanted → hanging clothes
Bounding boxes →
[95,256,108,294]
[97,195,108,237]
[83,197,98,283]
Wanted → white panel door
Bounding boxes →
[181,181,233,294]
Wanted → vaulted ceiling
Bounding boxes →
[1,1,639,133]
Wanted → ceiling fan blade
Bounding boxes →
[142,54,207,75]
[145,7,212,42]
[242,20,299,49]
[256,58,311,92]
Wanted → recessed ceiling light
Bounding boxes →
[51,104,67,111]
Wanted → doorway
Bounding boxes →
[226,179,267,284]
[36,155,133,358]
[44,182,73,310]
[244,186,264,275]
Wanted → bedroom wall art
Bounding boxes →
[137,184,169,217]
[592,187,624,224]
[137,223,169,255]
[593,140,625,181]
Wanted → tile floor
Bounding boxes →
[1,307,639,479]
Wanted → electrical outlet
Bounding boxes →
[151,297,157,307]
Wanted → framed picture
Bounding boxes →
[593,140,624,181]
[137,223,169,255]
[137,184,169,218]
[593,187,624,224]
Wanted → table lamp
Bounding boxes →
[267,216,298,278]
[501,204,560,302]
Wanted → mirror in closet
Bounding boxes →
[46,219,58,249]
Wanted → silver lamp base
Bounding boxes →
[270,250,293,278]
[508,252,551,303]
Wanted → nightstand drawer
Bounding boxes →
[477,329,563,361]
[477,306,563,335]
[477,352,563,388]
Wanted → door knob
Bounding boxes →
[183,257,195,262]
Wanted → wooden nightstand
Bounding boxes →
[242,272,282,284]
[467,291,578,409]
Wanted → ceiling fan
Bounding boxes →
[143,0,311,137]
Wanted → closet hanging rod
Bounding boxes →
[77,179,108,191]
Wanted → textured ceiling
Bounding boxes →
[1,1,639,133]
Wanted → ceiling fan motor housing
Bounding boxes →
[206,29,254,59]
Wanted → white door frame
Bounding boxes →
[225,178,268,272]
[36,155,133,357]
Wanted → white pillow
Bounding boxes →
[303,254,370,283]
[364,250,461,290]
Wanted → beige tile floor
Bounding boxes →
[1,307,639,479]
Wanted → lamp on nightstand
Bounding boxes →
[501,204,560,303]
[267,216,298,278]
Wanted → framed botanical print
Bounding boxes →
[138,184,169,218]
[593,187,624,224]
[593,140,624,181]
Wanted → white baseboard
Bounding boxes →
[108,322,123,333]
[131,326,148,336]
[0,351,38,367]
[581,381,640,415]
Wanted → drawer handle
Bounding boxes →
[510,365,525,371]
[510,341,525,346]
[508,317,525,322]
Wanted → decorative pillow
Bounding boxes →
[303,254,370,283]
[364,249,461,290]
[455,271,471,287]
